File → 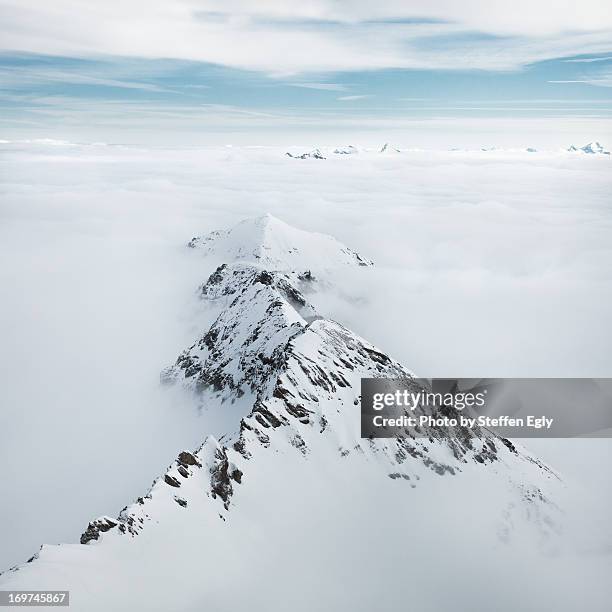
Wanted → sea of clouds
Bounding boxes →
[0,140,611,573]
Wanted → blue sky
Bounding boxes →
[1,1,611,143]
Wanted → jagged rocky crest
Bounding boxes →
[142,215,559,534]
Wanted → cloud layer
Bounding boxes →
[1,1,612,72]
[1,141,611,571]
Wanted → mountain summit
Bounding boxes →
[187,213,373,271]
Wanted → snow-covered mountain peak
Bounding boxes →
[285,148,326,159]
[333,145,359,155]
[581,141,610,154]
[0,219,565,611]
[187,214,373,272]
[568,141,610,155]
[379,143,400,153]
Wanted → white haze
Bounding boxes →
[0,140,611,573]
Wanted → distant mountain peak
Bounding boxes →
[568,141,610,155]
[333,145,359,155]
[581,141,610,154]
[285,148,325,159]
[379,143,400,153]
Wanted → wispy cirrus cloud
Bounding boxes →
[563,56,612,63]
[549,65,612,88]
[0,65,177,93]
[549,78,612,88]
[289,83,347,91]
[337,94,371,101]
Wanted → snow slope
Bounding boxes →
[187,213,373,271]
[0,216,597,612]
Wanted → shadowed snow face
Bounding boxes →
[0,142,611,577]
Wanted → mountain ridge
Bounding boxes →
[0,215,563,611]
